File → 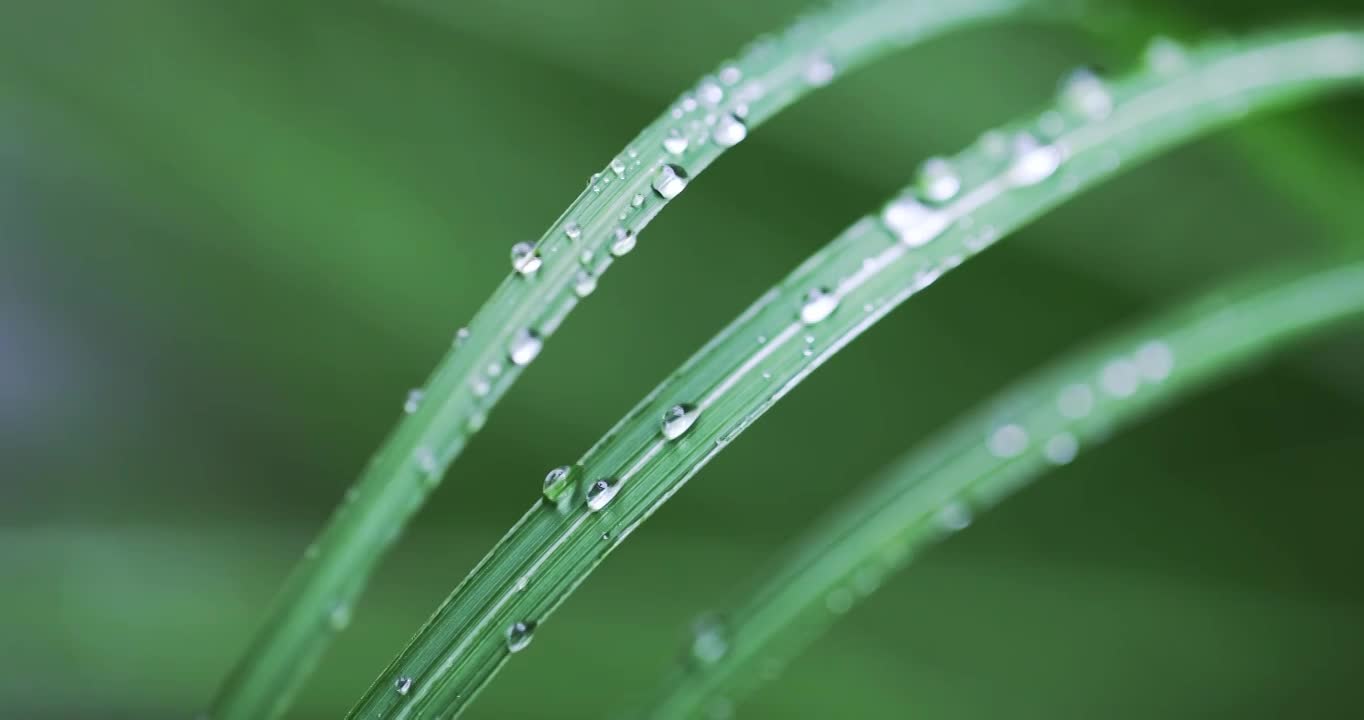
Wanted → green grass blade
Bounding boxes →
[634,260,1364,720]
[346,26,1364,719]
[206,2,1042,717]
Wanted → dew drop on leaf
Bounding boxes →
[799,287,839,325]
[1044,432,1079,465]
[880,196,949,247]
[661,403,701,440]
[987,423,1029,458]
[511,242,542,275]
[610,227,637,256]
[712,113,748,147]
[394,677,413,695]
[915,156,961,204]
[652,164,689,200]
[663,128,689,155]
[573,270,598,298]
[403,389,424,414]
[506,621,536,653]
[1059,66,1113,120]
[508,328,544,366]
[1007,132,1063,186]
[690,615,729,664]
[585,478,621,512]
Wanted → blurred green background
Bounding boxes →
[2,1,1362,718]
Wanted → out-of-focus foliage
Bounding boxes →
[1,1,1361,718]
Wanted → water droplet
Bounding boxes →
[471,377,491,397]
[915,156,961,204]
[804,54,836,86]
[690,616,729,665]
[1058,383,1094,419]
[980,129,1010,158]
[718,64,742,85]
[799,287,839,325]
[663,129,689,155]
[329,603,352,630]
[631,193,645,208]
[487,362,503,378]
[543,465,571,492]
[881,196,949,247]
[610,227,637,256]
[543,465,574,511]
[1134,340,1174,382]
[661,403,701,440]
[466,411,486,432]
[511,242,542,275]
[573,270,597,298]
[404,389,425,414]
[610,158,626,178]
[652,164,689,200]
[987,423,1029,458]
[937,501,973,531]
[415,446,437,474]
[585,478,622,512]
[1007,132,1063,186]
[1145,36,1189,75]
[712,113,747,147]
[697,79,724,106]
[453,326,470,346]
[1100,359,1140,397]
[395,677,414,695]
[1044,433,1079,465]
[508,328,544,366]
[1059,66,1113,120]
[506,621,536,653]
[563,221,582,240]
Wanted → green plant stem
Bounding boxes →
[207,2,1056,718]
[347,27,1364,719]
[635,259,1364,719]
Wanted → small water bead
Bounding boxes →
[663,128,690,155]
[328,603,352,631]
[880,196,949,247]
[718,64,742,85]
[1145,35,1189,75]
[804,54,836,86]
[585,477,622,512]
[573,270,598,298]
[937,501,973,531]
[1100,358,1140,397]
[697,79,724,106]
[508,328,544,366]
[631,193,645,208]
[652,164,689,200]
[1044,432,1079,465]
[987,423,1029,458]
[610,227,637,256]
[661,403,701,440]
[453,326,471,346]
[610,158,627,178]
[1007,132,1064,186]
[690,616,729,665]
[544,465,572,492]
[799,287,839,325]
[1134,340,1174,382]
[712,113,748,148]
[511,242,542,275]
[394,677,414,695]
[979,129,1010,158]
[1058,383,1094,419]
[506,621,536,653]
[915,156,961,204]
[466,412,487,432]
[415,446,438,474]
[562,221,582,241]
[1059,66,1114,120]
[404,389,425,414]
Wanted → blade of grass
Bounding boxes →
[347,26,1364,719]
[632,259,1364,720]
[207,2,1049,717]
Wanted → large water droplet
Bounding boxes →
[652,164,689,200]
[1134,340,1174,382]
[916,157,961,204]
[573,270,598,298]
[610,227,637,256]
[394,677,414,695]
[543,465,573,504]
[1059,66,1113,120]
[1007,132,1063,186]
[799,287,839,325]
[508,328,544,366]
[712,113,747,147]
[506,621,537,653]
[1044,433,1079,465]
[804,54,836,86]
[881,196,949,247]
[690,616,729,665]
[610,158,626,178]
[663,129,689,155]
[585,477,621,512]
[987,423,1029,458]
[403,389,425,415]
[1058,383,1094,419]
[511,242,542,275]
[937,501,973,531]
[661,403,701,440]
